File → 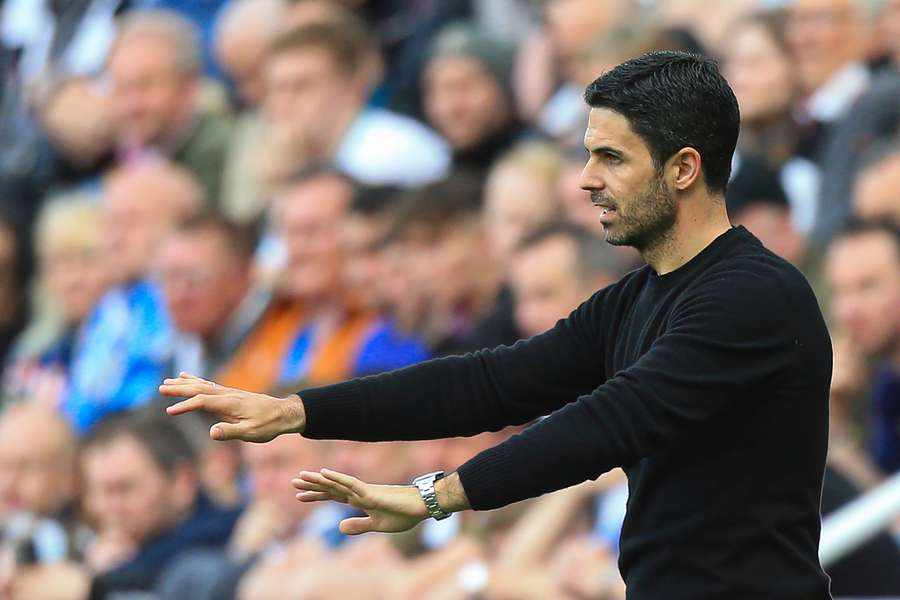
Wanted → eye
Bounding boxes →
[604,152,622,165]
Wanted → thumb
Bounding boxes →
[210,422,242,441]
[339,516,376,536]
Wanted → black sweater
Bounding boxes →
[301,226,833,599]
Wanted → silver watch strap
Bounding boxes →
[412,471,450,521]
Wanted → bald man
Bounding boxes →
[0,405,82,568]
[63,162,203,433]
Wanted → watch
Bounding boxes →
[412,470,451,521]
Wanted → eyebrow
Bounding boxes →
[585,145,624,157]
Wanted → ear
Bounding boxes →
[171,464,199,510]
[668,148,703,191]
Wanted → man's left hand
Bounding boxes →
[293,469,428,535]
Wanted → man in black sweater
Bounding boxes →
[162,52,833,599]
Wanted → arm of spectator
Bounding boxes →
[6,562,90,600]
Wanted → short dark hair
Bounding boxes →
[81,411,197,475]
[518,220,626,283]
[833,218,900,258]
[351,185,404,217]
[584,51,740,194]
[382,174,483,244]
[267,20,369,75]
[174,212,257,261]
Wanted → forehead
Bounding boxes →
[828,232,900,272]
[584,108,648,154]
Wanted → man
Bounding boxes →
[81,412,240,598]
[423,23,525,181]
[163,52,833,598]
[65,161,202,433]
[852,144,900,223]
[220,167,426,392]
[510,221,625,338]
[788,0,900,245]
[107,9,233,203]
[260,21,448,189]
[0,405,80,559]
[156,214,269,380]
[825,220,900,474]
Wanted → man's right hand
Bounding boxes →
[160,372,306,442]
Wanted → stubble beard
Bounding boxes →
[602,173,677,253]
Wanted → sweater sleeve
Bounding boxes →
[300,289,607,442]
[456,270,803,510]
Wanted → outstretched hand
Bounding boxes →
[293,469,429,535]
[160,372,306,442]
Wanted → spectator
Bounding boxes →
[156,214,270,381]
[382,175,504,353]
[788,0,900,245]
[4,196,110,407]
[852,143,900,224]
[215,0,287,224]
[0,405,80,553]
[259,20,448,189]
[423,23,525,181]
[107,9,233,203]
[81,411,240,598]
[722,10,818,235]
[510,221,624,338]
[221,167,426,391]
[885,0,900,69]
[64,161,202,434]
[726,154,807,269]
[484,142,565,269]
[824,219,900,475]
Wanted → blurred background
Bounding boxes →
[0,0,897,598]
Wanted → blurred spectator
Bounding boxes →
[107,9,233,203]
[484,142,565,269]
[156,214,270,381]
[64,161,202,434]
[824,219,900,475]
[519,0,633,142]
[852,143,900,224]
[81,411,239,598]
[259,20,448,190]
[129,0,230,79]
[215,0,287,224]
[0,0,121,83]
[0,405,80,555]
[221,167,426,392]
[156,435,330,600]
[510,221,625,338]
[726,154,807,269]
[788,0,900,245]
[4,196,110,407]
[722,9,819,235]
[382,174,504,354]
[0,76,115,268]
[423,22,525,182]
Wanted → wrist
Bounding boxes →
[280,394,306,435]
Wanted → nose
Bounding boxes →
[579,159,605,193]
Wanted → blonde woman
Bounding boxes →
[4,195,110,408]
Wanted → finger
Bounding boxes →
[291,477,331,492]
[296,491,334,503]
[340,516,376,536]
[210,422,244,441]
[299,471,355,499]
[165,396,210,415]
[321,468,365,495]
[159,380,225,397]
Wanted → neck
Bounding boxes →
[643,198,731,275]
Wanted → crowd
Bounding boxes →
[0,0,897,598]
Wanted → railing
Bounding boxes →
[819,470,900,568]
